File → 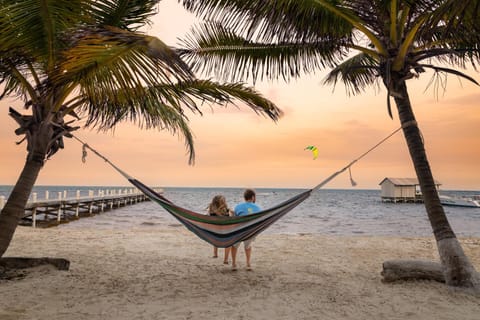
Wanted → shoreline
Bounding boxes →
[1,227,479,319]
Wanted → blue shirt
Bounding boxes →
[234,202,261,216]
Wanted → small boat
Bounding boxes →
[440,195,480,208]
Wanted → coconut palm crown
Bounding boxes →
[0,0,282,258]
[179,0,480,290]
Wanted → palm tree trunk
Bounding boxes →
[392,79,479,289]
[0,119,52,258]
[0,158,43,257]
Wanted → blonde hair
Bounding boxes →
[208,195,230,216]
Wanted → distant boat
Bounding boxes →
[440,195,480,208]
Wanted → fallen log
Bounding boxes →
[381,259,445,283]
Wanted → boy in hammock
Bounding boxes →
[231,189,261,271]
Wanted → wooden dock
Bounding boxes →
[0,188,158,228]
[381,195,424,203]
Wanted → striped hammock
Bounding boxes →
[75,126,401,247]
[129,178,312,248]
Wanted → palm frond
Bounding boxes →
[3,64,39,103]
[79,92,197,164]
[412,47,480,72]
[171,80,283,121]
[89,0,160,31]
[73,79,282,126]
[179,22,348,83]
[419,64,480,85]
[420,0,480,37]
[54,26,194,95]
[0,54,36,100]
[412,1,480,64]
[72,79,281,163]
[313,0,387,55]
[180,0,352,44]
[0,0,87,68]
[323,53,380,95]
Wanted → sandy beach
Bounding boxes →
[1,226,479,320]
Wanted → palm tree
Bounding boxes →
[0,0,282,259]
[178,0,480,289]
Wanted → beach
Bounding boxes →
[1,226,479,320]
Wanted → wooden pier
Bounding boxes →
[0,188,158,228]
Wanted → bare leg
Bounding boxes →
[224,247,231,264]
[231,246,238,270]
[213,246,218,258]
[245,247,252,269]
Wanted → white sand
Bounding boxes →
[0,226,479,320]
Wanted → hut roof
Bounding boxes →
[379,177,441,186]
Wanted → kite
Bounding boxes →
[305,145,318,160]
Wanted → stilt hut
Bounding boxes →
[379,177,441,203]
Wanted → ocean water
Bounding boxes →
[1,186,479,237]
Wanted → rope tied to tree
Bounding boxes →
[402,120,417,129]
[348,167,357,187]
[81,144,88,163]
[72,135,133,180]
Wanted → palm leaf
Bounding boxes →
[419,64,480,85]
[180,0,352,44]
[0,0,87,68]
[313,0,387,55]
[89,0,160,31]
[81,92,197,164]
[323,53,380,95]
[179,22,348,83]
[55,26,194,97]
[171,80,283,121]
[73,79,282,126]
[390,0,398,46]
[0,55,36,100]
[71,79,281,163]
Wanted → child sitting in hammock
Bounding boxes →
[207,195,234,264]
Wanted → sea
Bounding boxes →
[1,186,479,237]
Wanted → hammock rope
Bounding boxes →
[310,126,403,191]
[72,126,403,247]
[74,137,133,181]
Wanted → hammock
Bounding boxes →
[129,178,312,247]
[73,126,403,247]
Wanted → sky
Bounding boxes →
[1,0,479,191]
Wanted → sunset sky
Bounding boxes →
[1,0,479,191]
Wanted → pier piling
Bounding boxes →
[10,187,158,228]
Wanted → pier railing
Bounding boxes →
[0,187,162,227]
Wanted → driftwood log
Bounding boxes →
[381,259,445,283]
[0,257,70,271]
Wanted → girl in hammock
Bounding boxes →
[207,195,234,264]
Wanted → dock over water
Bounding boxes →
[0,188,158,227]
